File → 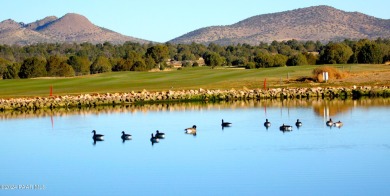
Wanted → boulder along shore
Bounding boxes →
[1,86,389,111]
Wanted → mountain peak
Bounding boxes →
[38,13,97,35]
[25,16,58,30]
[0,19,22,31]
[60,13,91,25]
[0,13,149,45]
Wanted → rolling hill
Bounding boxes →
[0,13,149,45]
[1,6,390,46]
[169,5,390,45]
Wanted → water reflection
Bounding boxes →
[221,119,232,127]
[155,130,165,139]
[150,133,159,146]
[92,130,104,146]
[92,138,104,145]
[0,98,389,121]
[279,124,293,133]
[221,119,232,131]
[295,119,303,129]
[1,97,390,195]
[121,131,132,143]
[326,118,334,126]
[264,119,271,130]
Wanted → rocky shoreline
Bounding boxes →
[0,86,389,111]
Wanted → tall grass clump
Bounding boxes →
[312,66,348,82]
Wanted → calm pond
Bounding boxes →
[1,99,390,195]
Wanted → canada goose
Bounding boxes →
[326,118,333,126]
[295,119,302,127]
[150,133,159,143]
[264,119,271,128]
[185,125,197,135]
[279,124,293,132]
[334,121,343,128]
[92,130,104,140]
[155,130,165,139]
[221,119,232,127]
[121,131,132,140]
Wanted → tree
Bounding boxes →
[203,52,224,67]
[130,60,147,71]
[144,56,157,70]
[273,54,288,67]
[124,51,144,71]
[145,45,169,64]
[3,63,20,79]
[245,62,256,69]
[90,56,112,74]
[278,45,294,56]
[231,57,247,67]
[254,52,273,68]
[358,42,383,64]
[68,55,90,75]
[348,39,369,63]
[304,52,318,65]
[287,53,308,66]
[319,43,353,64]
[19,57,47,78]
[56,62,75,77]
[46,55,71,77]
[0,57,11,79]
[304,41,317,52]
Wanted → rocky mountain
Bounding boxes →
[170,5,390,45]
[0,13,149,45]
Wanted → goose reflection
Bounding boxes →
[155,130,165,139]
[279,124,293,133]
[121,131,132,143]
[221,119,232,127]
[93,137,104,145]
[150,133,159,146]
[92,130,104,145]
[295,119,302,129]
[326,118,333,127]
[264,119,271,130]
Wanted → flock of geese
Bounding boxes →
[91,118,343,145]
[326,118,344,128]
[265,118,343,132]
[91,119,231,145]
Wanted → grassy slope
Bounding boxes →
[0,64,388,98]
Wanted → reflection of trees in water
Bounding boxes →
[312,98,390,117]
[312,100,351,117]
[0,98,389,120]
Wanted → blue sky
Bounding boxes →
[1,0,389,42]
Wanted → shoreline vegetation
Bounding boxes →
[1,86,389,111]
[1,98,389,120]
[0,63,389,111]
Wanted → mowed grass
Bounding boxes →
[0,64,388,98]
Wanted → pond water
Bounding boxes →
[1,99,390,196]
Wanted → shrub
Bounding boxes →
[287,53,308,66]
[192,62,199,67]
[182,61,192,67]
[245,62,256,69]
[312,66,348,82]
